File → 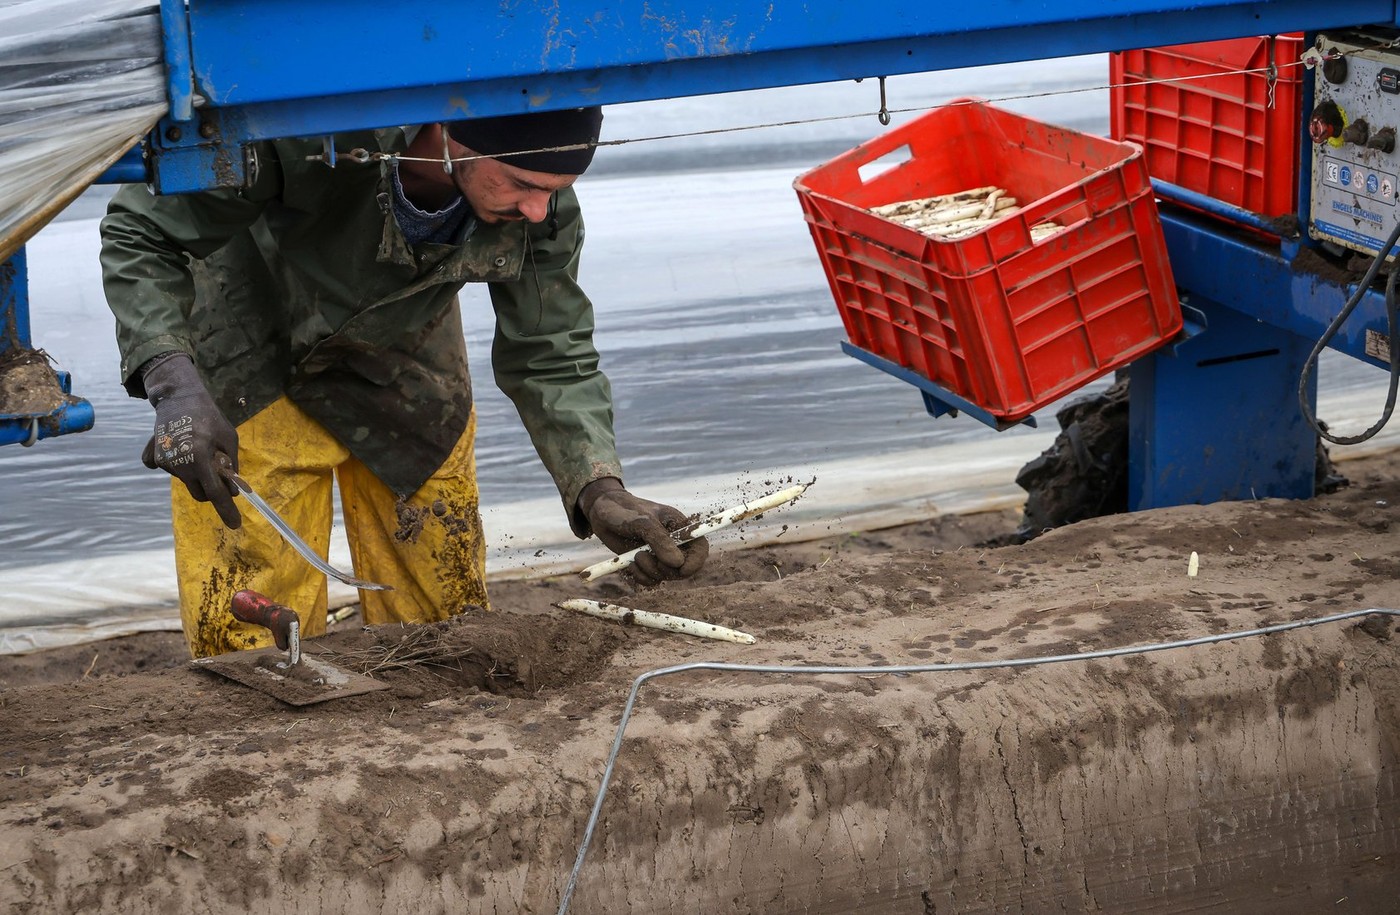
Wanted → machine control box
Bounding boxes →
[1310,31,1400,255]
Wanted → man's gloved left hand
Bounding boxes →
[579,477,709,585]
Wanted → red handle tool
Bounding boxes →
[231,589,302,664]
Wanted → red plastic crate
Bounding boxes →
[1110,34,1303,217]
[793,99,1181,424]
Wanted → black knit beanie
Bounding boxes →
[446,107,604,175]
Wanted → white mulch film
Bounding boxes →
[0,0,168,263]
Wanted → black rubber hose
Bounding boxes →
[1298,216,1400,445]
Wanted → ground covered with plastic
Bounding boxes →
[3,454,1400,913]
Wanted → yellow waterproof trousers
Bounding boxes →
[172,396,489,658]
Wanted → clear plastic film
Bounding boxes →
[0,0,168,263]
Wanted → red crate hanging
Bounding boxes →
[794,98,1182,424]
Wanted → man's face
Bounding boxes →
[447,131,577,225]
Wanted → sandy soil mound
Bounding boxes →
[3,459,1400,913]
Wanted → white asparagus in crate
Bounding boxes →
[871,185,1063,242]
[980,188,1006,219]
[557,599,757,645]
[903,197,1018,228]
[869,186,999,218]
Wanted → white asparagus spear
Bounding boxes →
[579,482,811,582]
[870,186,1000,217]
[980,188,1005,220]
[557,599,758,645]
[876,189,1015,226]
[927,215,1064,241]
[900,198,1018,230]
[921,210,1022,237]
[906,197,1018,228]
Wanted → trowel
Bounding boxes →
[192,589,387,706]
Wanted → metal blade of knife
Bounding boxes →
[225,472,394,592]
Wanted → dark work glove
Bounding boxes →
[140,352,242,529]
[578,477,709,585]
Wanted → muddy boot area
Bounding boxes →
[3,462,1400,912]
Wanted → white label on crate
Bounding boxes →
[1366,328,1391,363]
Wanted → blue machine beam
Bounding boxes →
[1160,211,1392,367]
[183,0,1393,116]
[144,0,1397,192]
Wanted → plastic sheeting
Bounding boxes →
[0,0,167,264]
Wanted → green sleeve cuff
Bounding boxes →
[564,464,625,539]
[121,336,193,398]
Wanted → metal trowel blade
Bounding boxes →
[192,646,387,706]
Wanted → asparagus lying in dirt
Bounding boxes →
[556,599,757,645]
[871,185,1064,241]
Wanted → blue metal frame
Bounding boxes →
[1125,204,1394,506]
[160,0,195,124]
[1152,179,1293,237]
[0,250,95,447]
[140,0,1398,192]
[181,1,1391,112]
[1128,292,1321,509]
[0,250,26,353]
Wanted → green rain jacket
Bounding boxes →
[99,129,622,535]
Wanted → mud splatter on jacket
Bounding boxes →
[99,129,621,535]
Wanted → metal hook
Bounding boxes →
[877,76,891,126]
[441,125,454,174]
[20,416,38,448]
[1266,37,1278,109]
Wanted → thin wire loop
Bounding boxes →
[1267,35,1278,109]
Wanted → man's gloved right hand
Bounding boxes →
[579,477,709,585]
[140,352,242,529]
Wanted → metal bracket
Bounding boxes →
[150,108,251,194]
[1163,300,1210,356]
[840,342,1038,431]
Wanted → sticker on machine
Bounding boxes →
[1322,156,1399,205]
[1329,198,1388,224]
